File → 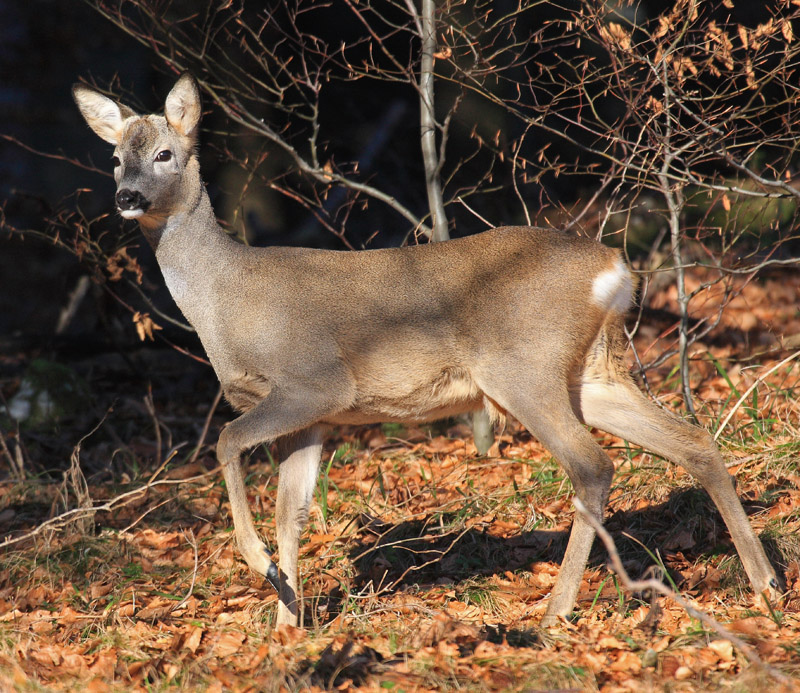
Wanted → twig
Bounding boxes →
[655,27,697,421]
[0,133,113,178]
[0,464,216,552]
[55,276,91,335]
[572,497,790,685]
[190,384,224,464]
[456,196,495,229]
[0,432,25,482]
[143,386,163,468]
[511,123,533,226]
[60,431,95,535]
[173,528,199,613]
[120,496,174,534]
[349,523,474,599]
[53,409,113,535]
[114,446,185,533]
[714,349,800,441]
[625,324,669,412]
[154,445,179,479]
[204,82,433,238]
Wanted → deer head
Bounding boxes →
[73,73,203,233]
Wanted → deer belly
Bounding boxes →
[326,366,483,424]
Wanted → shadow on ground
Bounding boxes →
[300,486,789,627]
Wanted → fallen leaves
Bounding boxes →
[272,623,305,647]
[182,625,203,654]
[210,630,246,658]
[1,267,800,691]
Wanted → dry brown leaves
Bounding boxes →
[1,267,799,691]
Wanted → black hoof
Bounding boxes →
[266,560,280,592]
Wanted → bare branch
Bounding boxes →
[0,455,215,552]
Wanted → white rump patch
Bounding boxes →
[120,209,144,219]
[591,258,634,312]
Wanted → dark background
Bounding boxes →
[0,0,785,335]
[1,3,213,475]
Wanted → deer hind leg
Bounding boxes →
[531,415,616,625]
[479,375,617,625]
[577,373,781,601]
[274,427,323,626]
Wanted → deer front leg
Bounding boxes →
[217,424,280,588]
[275,428,323,626]
[215,386,340,606]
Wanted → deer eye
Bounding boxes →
[111,155,121,168]
[155,150,172,163]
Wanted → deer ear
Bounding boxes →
[72,84,134,145]
[164,73,201,138]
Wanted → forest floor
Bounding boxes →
[1,264,800,692]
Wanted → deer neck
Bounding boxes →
[137,161,237,329]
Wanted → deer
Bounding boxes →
[72,72,781,628]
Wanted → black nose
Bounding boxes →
[116,188,148,211]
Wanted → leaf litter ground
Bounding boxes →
[1,266,800,692]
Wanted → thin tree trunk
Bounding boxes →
[657,40,697,421]
[415,0,494,452]
[419,0,449,243]
[666,181,697,421]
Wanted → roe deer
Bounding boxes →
[73,73,780,627]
